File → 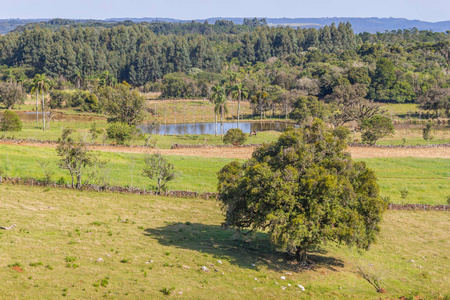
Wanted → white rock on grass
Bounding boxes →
[217,260,222,264]
[201,266,210,272]
[280,276,286,280]
[96,258,103,262]
[297,284,305,291]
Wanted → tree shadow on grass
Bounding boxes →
[144,222,343,272]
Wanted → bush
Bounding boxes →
[223,128,247,146]
[0,111,22,132]
[361,115,394,145]
[333,126,351,142]
[82,94,101,113]
[106,122,134,145]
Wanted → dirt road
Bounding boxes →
[1,140,449,159]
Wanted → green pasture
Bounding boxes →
[0,185,448,299]
[0,144,448,204]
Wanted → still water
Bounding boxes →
[138,121,296,135]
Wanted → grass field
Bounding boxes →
[0,185,448,299]
[0,144,448,204]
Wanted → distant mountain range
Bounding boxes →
[1,17,449,34]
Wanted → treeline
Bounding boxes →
[0,21,449,117]
[0,22,357,86]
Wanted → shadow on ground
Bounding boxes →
[144,222,343,272]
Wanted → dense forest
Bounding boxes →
[0,20,449,121]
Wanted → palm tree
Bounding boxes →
[210,85,224,136]
[31,74,44,126]
[230,82,248,128]
[216,92,228,139]
[32,74,51,131]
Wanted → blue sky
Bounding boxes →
[1,0,449,22]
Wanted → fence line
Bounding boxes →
[1,176,448,211]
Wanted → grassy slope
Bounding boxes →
[0,144,449,204]
[0,185,448,299]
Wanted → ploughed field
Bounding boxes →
[0,185,449,299]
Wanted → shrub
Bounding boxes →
[106,122,134,145]
[0,111,22,132]
[82,94,101,113]
[223,128,247,146]
[333,126,351,142]
[361,115,394,145]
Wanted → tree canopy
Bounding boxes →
[217,119,386,263]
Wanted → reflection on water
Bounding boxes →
[138,122,296,135]
[15,111,102,122]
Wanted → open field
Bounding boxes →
[0,144,448,204]
[0,185,449,299]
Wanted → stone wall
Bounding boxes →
[1,176,449,210]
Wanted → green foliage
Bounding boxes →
[333,126,351,142]
[160,287,175,295]
[361,116,394,145]
[56,131,102,189]
[89,122,103,142]
[289,96,330,123]
[106,122,134,145]
[0,81,25,109]
[223,128,247,146]
[0,110,22,132]
[217,119,386,263]
[82,93,101,113]
[422,123,433,144]
[142,153,176,195]
[103,84,145,126]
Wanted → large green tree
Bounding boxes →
[217,119,386,263]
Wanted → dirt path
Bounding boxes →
[1,141,449,159]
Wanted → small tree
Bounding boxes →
[422,123,433,145]
[106,122,134,145]
[223,128,247,146]
[142,153,176,195]
[56,129,103,189]
[217,119,386,264]
[89,122,103,142]
[102,84,145,126]
[361,116,394,145]
[0,111,22,132]
[0,82,26,109]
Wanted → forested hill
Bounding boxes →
[1,17,450,35]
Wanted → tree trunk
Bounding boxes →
[237,90,241,128]
[36,91,39,126]
[295,246,308,264]
[214,113,217,136]
[221,106,224,139]
[42,91,45,131]
[76,174,81,190]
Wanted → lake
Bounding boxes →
[138,121,296,135]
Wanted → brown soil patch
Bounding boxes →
[348,146,450,159]
[12,266,23,272]
[1,141,449,159]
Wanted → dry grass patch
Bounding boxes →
[0,185,449,299]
